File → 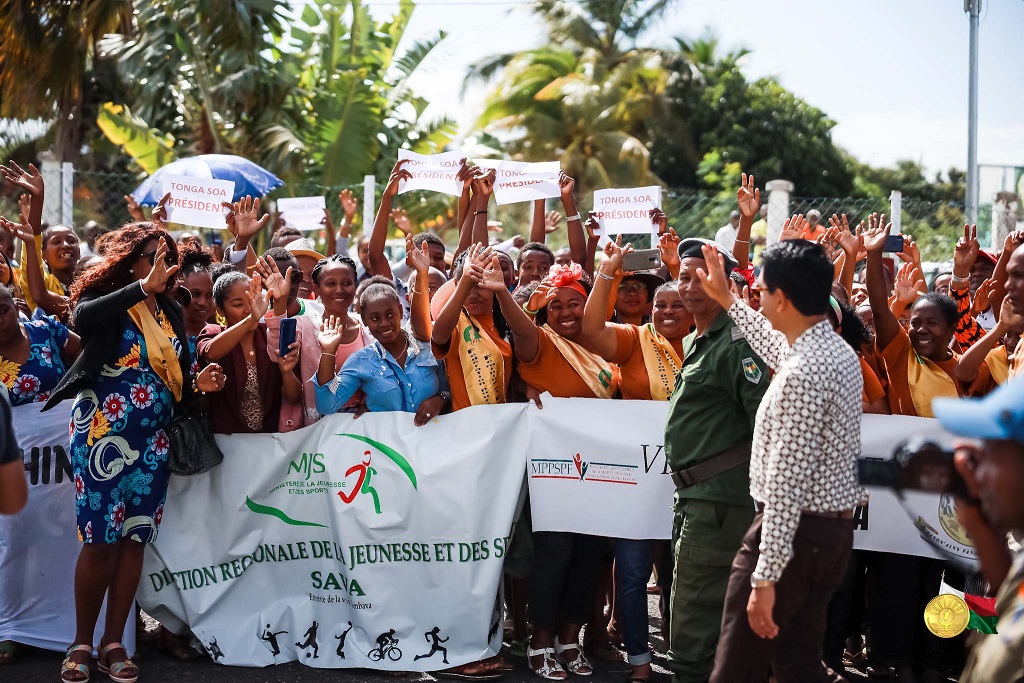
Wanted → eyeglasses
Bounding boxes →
[618,282,648,295]
[138,250,159,265]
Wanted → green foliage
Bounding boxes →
[95,103,176,174]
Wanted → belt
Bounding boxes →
[754,502,853,520]
[670,442,751,490]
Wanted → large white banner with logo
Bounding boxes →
[526,397,977,565]
[0,403,135,653]
[138,404,527,670]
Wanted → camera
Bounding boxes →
[857,437,969,499]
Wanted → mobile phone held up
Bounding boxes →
[622,249,662,273]
[882,234,905,253]
[278,317,298,359]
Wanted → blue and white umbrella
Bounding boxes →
[132,154,284,205]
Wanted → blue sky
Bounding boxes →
[361,0,1024,189]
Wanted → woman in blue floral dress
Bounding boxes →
[0,286,80,405]
[45,224,225,683]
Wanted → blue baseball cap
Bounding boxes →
[933,378,1024,443]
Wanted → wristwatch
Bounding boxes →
[750,577,774,589]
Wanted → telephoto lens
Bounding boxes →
[857,438,968,498]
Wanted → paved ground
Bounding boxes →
[7,596,950,682]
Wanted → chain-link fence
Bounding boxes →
[0,165,1009,267]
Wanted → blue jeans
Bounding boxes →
[615,539,672,665]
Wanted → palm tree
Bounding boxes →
[0,0,132,161]
[674,29,751,74]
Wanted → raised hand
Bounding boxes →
[195,363,227,393]
[472,168,495,199]
[897,235,922,268]
[780,214,808,242]
[151,192,171,226]
[475,255,507,292]
[557,171,575,199]
[391,208,413,236]
[651,208,668,236]
[141,238,180,295]
[456,160,477,193]
[545,211,562,234]
[222,196,270,240]
[339,189,358,221]
[953,224,981,274]
[694,243,737,308]
[658,228,681,272]
[0,161,43,196]
[405,233,430,274]
[384,160,413,199]
[737,173,760,219]
[972,278,997,316]
[828,214,863,257]
[17,193,32,226]
[894,262,926,306]
[321,207,335,235]
[861,213,892,254]
[599,236,631,278]
[1003,229,1024,255]
[255,254,293,303]
[245,272,270,322]
[318,315,346,352]
[584,212,600,240]
[999,297,1023,330]
[0,215,33,244]
[125,194,145,222]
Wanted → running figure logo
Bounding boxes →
[295,620,320,659]
[338,451,381,514]
[261,625,288,656]
[414,627,449,664]
[206,637,224,662]
[368,629,402,661]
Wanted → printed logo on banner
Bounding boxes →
[253,434,418,524]
[911,494,975,559]
[528,452,638,486]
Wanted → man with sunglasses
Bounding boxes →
[664,238,769,683]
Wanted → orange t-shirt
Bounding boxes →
[879,327,961,417]
[610,323,684,401]
[800,225,826,242]
[860,356,886,405]
[968,346,1012,398]
[518,327,610,399]
[433,314,513,412]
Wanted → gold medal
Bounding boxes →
[923,593,970,638]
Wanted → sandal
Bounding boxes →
[0,640,16,665]
[527,647,567,681]
[436,660,504,681]
[554,638,593,677]
[61,644,92,683]
[97,642,139,683]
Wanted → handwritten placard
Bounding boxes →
[160,174,235,229]
[277,196,327,232]
[493,161,561,206]
[397,149,463,197]
[592,186,661,236]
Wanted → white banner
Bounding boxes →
[161,174,235,229]
[592,186,661,236]
[493,161,561,206]
[526,397,977,565]
[138,404,527,669]
[277,196,327,232]
[0,403,135,653]
[397,150,463,197]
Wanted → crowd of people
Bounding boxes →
[0,155,1022,683]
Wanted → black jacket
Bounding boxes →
[44,281,194,410]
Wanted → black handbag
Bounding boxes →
[167,400,224,475]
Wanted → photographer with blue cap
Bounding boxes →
[934,379,1024,682]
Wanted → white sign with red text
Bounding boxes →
[278,196,327,232]
[493,161,561,206]
[592,186,661,236]
[160,174,235,229]
[397,150,463,197]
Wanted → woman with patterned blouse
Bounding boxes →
[0,285,80,405]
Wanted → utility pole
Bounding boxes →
[965,0,981,224]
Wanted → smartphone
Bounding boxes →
[882,235,905,253]
[622,249,663,272]
[278,317,298,359]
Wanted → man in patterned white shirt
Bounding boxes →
[696,239,864,683]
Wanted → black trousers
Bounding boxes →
[527,531,609,630]
[710,513,854,683]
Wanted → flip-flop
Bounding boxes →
[436,660,505,681]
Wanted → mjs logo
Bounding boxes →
[251,434,418,527]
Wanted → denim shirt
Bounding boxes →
[314,335,443,415]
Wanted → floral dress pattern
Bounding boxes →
[70,307,181,545]
[0,318,70,406]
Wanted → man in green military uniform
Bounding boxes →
[664,238,768,683]
[935,374,1024,682]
